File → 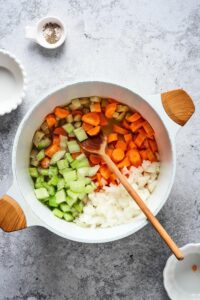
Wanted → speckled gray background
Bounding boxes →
[0,0,200,299]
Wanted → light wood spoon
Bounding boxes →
[82,134,184,260]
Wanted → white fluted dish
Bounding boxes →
[164,243,200,300]
[0,49,26,116]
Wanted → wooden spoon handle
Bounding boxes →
[161,89,195,126]
[102,153,184,260]
[0,195,27,232]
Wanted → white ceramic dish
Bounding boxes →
[0,81,195,243]
[25,16,66,49]
[164,243,200,300]
[0,49,26,116]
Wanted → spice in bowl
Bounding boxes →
[42,22,62,44]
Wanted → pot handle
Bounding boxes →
[0,182,41,232]
[161,89,195,126]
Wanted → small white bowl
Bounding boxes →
[0,49,26,116]
[25,16,66,49]
[163,243,200,300]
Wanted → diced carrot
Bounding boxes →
[147,149,157,162]
[90,103,101,113]
[108,133,118,143]
[130,119,144,132]
[122,119,130,130]
[95,186,102,192]
[99,165,111,180]
[53,127,67,136]
[87,126,101,136]
[115,140,127,151]
[106,147,114,157]
[96,172,102,187]
[126,112,141,122]
[140,150,149,160]
[148,139,158,153]
[134,129,146,148]
[140,139,149,149]
[40,157,50,168]
[54,107,69,119]
[46,114,56,128]
[128,149,142,167]
[128,140,137,150]
[112,148,125,162]
[124,134,132,144]
[113,124,128,135]
[105,103,117,119]
[98,113,108,126]
[142,121,154,137]
[72,110,82,116]
[52,135,60,145]
[110,173,117,185]
[82,112,100,126]
[89,154,101,165]
[45,144,60,158]
[117,156,130,168]
[91,174,97,181]
[82,122,93,132]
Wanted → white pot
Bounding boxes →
[0,81,195,243]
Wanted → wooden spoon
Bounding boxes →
[82,134,184,260]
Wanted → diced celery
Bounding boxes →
[67,190,79,201]
[60,203,71,212]
[88,165,100,176]
[69,180,86,193]
[85,184,96,193]
[76,153,86,161]
[30,149,38,159]
[71,158,90,169]
[30,157,39,167]
[34,188,49,199]
[63,213,74,222]
[66,196,78,207]
[57,159,69,170]
[59,167,72,175]
[80,97,90,106]
[47,185,56,196]
[68,132,75,137]
[57,178,65,191]
[34,176,44,189]
[36,149,45,161]
[73,114,81,122]
[65,153,73,163]
[77,167,90,177]
[38,168,49,176]
[63,170,77,183]
[60,135,68,149]
[73,201,84,213]
[41,121,50,134]
[37,137,51,150]
[53,208,64,219]
[55,189,66,204]
[78,193,86,200]
[63,123,74,134]
[29,167,38,178]
[66,114,73,123]
[48,166,58,177]
[48,196,58,207]
[50,150,66,165]
[74,127,88,142]
[33,131,45,147]
[74,121,82,128]
[48,175,59,186]
[82,177,91,185]
[71,98,81,109]
[67,141,80,153]
[90,96,101,102]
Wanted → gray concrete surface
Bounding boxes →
[0,0,200,299]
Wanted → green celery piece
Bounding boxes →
[36,149,45,161]
[77,167,90,177]
[59,167,72,175]
[78,193,86,200]
[50,150,66,165]
[48,196,58,207]
[34,176,45,189]
[71,158,90,169]
[69,180,86,193]
[60,203,71,212]
[67,141,80,153]
[71,98,81,109]
[47,185,56,196]
[60,135,68,149]
[29,167,38,178]
[76,153,86,161]
[63,213,74,222]
[85,184,96,193]
[88,165,100,177]
[73,202,84,213]
[38,168,49,176]
[66,196,77,207]
[48,175,59,186]
[37,137,51,150]
[30,157,39,167]
[63,123,74,134]
[48,166,58,177]
[55,189,66,204]
[57,159,69,170]
[34,188,49,200]
[66,114,73,123]
[74,127,88,142]
[57,178,66,191]
[67,190,79,201]
[63,170,77,183]
[65,153,73,163]
[53,208,64,219]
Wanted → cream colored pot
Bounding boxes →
[0,82,195,242]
